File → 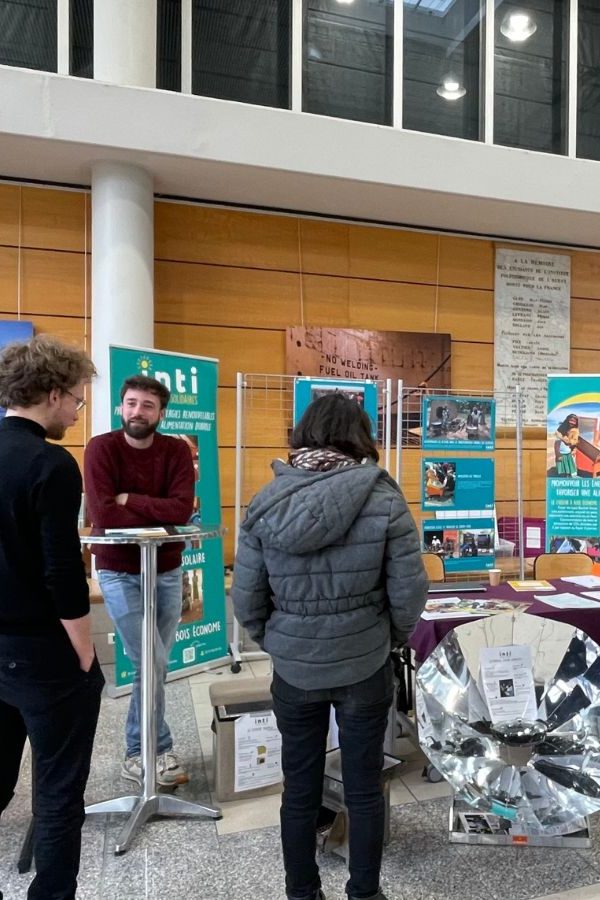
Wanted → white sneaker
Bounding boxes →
[159,750,190,785]
[121,755,178,787]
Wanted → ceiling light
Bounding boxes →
[335,0,355,4]
[500,11,537,42]
[436,76,466,101]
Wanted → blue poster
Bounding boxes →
[546,374,600,558]
[422,395,495,452]
[0,321,34,420]
[293,377,378,437]
[421,458,494,511]
[422,518,496,572]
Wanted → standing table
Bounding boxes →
[82,526,223,854]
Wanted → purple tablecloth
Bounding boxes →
[410,579,600,663]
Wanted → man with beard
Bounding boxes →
[0,335,103,900]
[84,375,194,786]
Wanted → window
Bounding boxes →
[578,0,600,161]
[494,0,568,154]
[192,0,291,108]
[304,0,393,125]
[0,0,57,72]
[70,0,92,78]
[158,0,181,92]
[403,0,482,140]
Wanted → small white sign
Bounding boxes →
[234,711,282,793]
[480,644,537,724]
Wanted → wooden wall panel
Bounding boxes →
[0,184,20,246]
[21,250,86,318]
[436,287,494,343]
[348,225,438,284]
[21,188,86,252]
[449,342,493,390]
[572,251,600,300]
[155,323,285,386]
[438,237,494,290]
[0,247,18,312]
[155,202,300,270]
[571,297,600,349]
[299,219,349,276]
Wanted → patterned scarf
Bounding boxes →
[288,447,360,472]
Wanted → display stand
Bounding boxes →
[82,526,223,854]
[230,372,398,672]
[448,800,591,848]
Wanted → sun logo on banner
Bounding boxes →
[137,355,153,377]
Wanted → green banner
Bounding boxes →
[109,345,227,686]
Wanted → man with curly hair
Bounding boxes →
[0,335,103,900]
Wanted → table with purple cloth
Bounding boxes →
[410,578,600,664]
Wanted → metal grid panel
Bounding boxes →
[399,386,525,583]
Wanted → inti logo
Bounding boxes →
[138,359,199,395]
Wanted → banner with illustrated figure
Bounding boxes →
[546,375,600,558]
[109,345,227,686]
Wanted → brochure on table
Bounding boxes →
[109,345,227,687]
[422,597,530,620]
[422,517,496,572]
[546,374,600,557]
[293,377,378,436]
[421,457,494,511]
[422,395,496,452]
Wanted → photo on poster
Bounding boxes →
[421,458,494,511]
[422,396,495,452]
[546,375,600,552]
[0,320,34,420]
[422,518,496,572]
[294,378,378,437]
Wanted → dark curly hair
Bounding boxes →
[120,375,170,409]
[0,335,96,408]
[291,392,379,462]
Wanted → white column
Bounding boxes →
[94,0,157,88]
[91,162,154,436]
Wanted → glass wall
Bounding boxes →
[158,0,181,92]
[404,0,482,141]
[578,1,600,162]
[192,0,291,108]
[70,0,92,78]
[0,0,57,71]
[494,0,568,154]
[303,0,393,126]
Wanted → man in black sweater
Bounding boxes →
[0,336,103,900]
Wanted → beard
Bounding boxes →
[46,422,66,441]
[121,416,160,440]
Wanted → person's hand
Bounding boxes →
[115,493,129,506]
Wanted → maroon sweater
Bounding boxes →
[84,430,195,574]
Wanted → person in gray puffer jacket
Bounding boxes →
[233,393,428,900]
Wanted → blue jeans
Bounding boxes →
[98,568,182,758]
[271,660,394,900]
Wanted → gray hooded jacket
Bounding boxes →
[232,459,428,691]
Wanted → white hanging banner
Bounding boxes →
[494,249,570,426]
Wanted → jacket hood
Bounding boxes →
[242,459,393,554]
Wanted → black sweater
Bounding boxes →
[0,416,89,634]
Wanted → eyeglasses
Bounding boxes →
[65,390,86,411]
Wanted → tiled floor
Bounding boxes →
[2,660,600,899]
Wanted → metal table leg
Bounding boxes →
[86,540,221,854]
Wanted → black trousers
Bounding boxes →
[0,632,104,900]
[272,660,394,900]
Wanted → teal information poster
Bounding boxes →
[421,458,494,511]
[546,374,600,557]
[109,345,228,686]
[422,518,496,572]
[293,377,378,436]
